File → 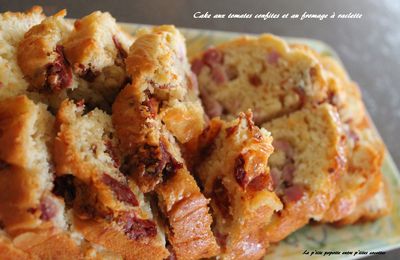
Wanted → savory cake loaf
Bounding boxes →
[0,95,92,259]
[193,111,283,259]
[53,99,169,260]
[191,34,331,124]
[262,104,345,242]
[112,25,218,259]
[0,6,44,100]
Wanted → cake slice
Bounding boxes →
[315,55,386,224]
[191,34,331,124]
[0,6,44,100]
[17,10,73,94]
[64,11,134,109]
[53,99,169,260]
[0,95,95,259]
[193,111,282,259]
[16,10,134,111]
[113,25,219,259]
[261,104,345,242]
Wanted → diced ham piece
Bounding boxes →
[202,48,223,67]
[200,89,223,118]
[270,167,281,190]
[211,66,227,85]
[267,50,280,65]
[272,139,294,159]
[118,212,157,240]
[282,163,295,184]
[191,59,205,75]
[284,185,304,202]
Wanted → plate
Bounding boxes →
[119,23,400,259]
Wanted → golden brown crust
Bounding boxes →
[0,234,34,260]
[334,175,392,226]
[156,165,220,260]
[0,95,35,166]
[73,216,168,260]
[12,227,84,259]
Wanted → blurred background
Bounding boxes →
[1,0,399,259]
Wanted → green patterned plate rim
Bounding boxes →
[119,23,400,260]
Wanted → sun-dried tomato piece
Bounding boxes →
[234,154,248,188]
[212,178,232,219]
[44,45,73,92]
[248,174,273,191]
[118,212,157,240]
[112,35,128,60]
[102,173,139,207]
[249,74,262,87]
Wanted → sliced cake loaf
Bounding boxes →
[0,7,44,100]
[191,34,331,124]
[193,111,282,259]
[261,104,345,242]
[0,95,95,259]
[113,25,219,259]
[53,99,169,260]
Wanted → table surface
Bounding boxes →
[1,0,399,259]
